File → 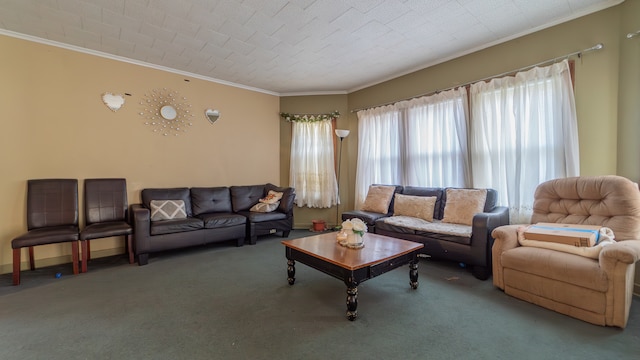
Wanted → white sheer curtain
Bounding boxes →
[354,105,402,209]
[289,119,338,208]
[401,88,470,188]
[470,60,579,223]
[355,88,470,208]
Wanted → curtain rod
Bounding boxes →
[350,43,604,113]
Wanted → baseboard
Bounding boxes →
[1,247,125,275]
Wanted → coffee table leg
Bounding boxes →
[345,277,358,321]
[287,259,295,285]
[410,259,419,289]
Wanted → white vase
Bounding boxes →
[347,232,364,246]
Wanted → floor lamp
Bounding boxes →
[334,129,350,230]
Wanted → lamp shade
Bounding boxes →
[335,129,350,138]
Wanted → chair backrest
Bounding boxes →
[27,179,78,230]
[531,175,640,241]
[84,178,128,225]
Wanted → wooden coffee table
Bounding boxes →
[282,232,424,320]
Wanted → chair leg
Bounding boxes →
[81,240,88,273]
[28,246,35,270]
[12,248,21,286]
[71,241,79,275]
[86,241,91,261]
[127,234,134,264]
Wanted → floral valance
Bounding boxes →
[280,111,340,122]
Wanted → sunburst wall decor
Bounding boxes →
[138,88,195,136]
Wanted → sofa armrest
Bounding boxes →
[600,240,640,265]
[471,206,510,253]
[490,224,522,289]
[477,206,510,232]
[264,183,296,215]
[131,204,151,254]
[468,206,510,270]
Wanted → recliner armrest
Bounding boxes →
[600,240,640,265]
[490,224,521,289]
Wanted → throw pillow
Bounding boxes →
[259,190,284,204]
[361,185,396,214]
[442,188,487,226]
[250,201,280,213]
[393,194,436,222]
[150,200,187,221]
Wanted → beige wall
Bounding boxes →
[0,35,280,273]
[618,0,640,181]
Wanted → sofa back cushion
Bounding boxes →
[361,185,397,214]
[392,194,437,222]
[141,188,192,217]
[230,185,265,212]
[191,187,232,215]
[442,188,487,226]
[402,187,444,219]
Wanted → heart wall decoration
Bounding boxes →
[205,109,220,124]
[102,92,125,112]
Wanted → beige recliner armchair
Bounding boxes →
[492,175,640,328]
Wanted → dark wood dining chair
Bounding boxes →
[79,178,133,272]
[11,179,80,285]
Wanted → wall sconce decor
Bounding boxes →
[205,109,220,124]
[139,88,195,136]
[102,92,125,112]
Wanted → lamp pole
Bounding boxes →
[334,129,350,230]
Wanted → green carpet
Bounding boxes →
[0,230,638,359]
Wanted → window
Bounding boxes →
[355,60,578,223]
[289,119,338,208]
[355,88,469,208]
[470,60,579,223]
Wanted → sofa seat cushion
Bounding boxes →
[501,246,607,292]
[238,210,287,222]
[150,218,204,236]
[197,213,246,229]
[377,216,472,245]
[342,210,389,226]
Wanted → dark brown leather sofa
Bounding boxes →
[131,184,294,265]
[342,186,509,280]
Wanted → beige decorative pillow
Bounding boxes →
[361,185,396,214]
[259,190,283,204]
[250,201,280,213]
[442,188,487,226]
[393,194,436,222]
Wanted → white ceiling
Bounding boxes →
[0,0,622,95]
